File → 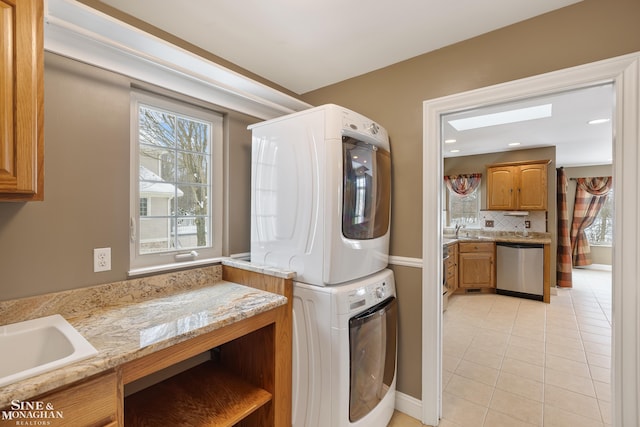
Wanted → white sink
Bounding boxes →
[0,314,98,387]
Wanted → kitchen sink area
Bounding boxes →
[0,314,98,387]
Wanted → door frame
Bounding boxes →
[422,52,640,426]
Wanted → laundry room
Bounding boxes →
[1,1,638,426]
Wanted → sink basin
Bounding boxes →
[0,314,98,387]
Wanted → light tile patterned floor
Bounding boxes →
[388,265,612,427]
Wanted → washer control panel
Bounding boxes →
[345,279,392,314]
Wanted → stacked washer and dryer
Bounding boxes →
[250,104,397,427]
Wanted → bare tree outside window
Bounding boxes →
[585,190,614,245]
[138,105,212,254]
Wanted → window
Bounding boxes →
[139,198,148,217]
[448,187,480,227]
[130,92,223,274]
[585,189,614,245]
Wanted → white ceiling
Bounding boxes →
[442,84,614,167]
[99,0,581,94]
[96,0,610,167]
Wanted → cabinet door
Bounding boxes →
[0,0,44,201]
[517,163,547,210]
[458,252,495,288]
[447,244,458,293]
[486,166,516,210]
[35,371,119,427]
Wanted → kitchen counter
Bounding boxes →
[443,231,551,246]
[443,231,552,303]
[0,264,288,409]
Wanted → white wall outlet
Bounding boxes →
[94,247,111,272]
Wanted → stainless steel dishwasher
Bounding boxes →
[496,242,544,301]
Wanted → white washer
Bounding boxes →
[292,269,397,427]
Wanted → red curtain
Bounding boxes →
[556,168,572,287]
[570,177,612,266]
[444,173,482,197]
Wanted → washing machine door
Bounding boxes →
[348,296,397,422]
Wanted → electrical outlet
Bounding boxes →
[94,247,111,272]
[485,220,494,228]
[524,220,531,229]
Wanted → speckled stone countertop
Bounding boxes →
[0,264,288,408]
[443,231,552,246]
[222,258,296,279]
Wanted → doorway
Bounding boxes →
[421,52,640,426]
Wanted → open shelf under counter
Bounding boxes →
[125,360,272,426]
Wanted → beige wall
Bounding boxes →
[301,0,639,399]
[0,53,258,300]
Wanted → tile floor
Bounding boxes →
[388,265,612,427]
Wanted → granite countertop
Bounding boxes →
[443,232,552,246]
[0,277,287,408]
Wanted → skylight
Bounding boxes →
[448,104,553,131]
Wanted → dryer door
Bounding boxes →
[348,297,397,422]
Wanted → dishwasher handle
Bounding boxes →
[496,242,543,249]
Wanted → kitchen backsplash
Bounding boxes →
[480,210,547,233]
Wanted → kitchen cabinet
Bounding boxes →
[445,243,458,294]
[486,160,549,211]
[32,371,120,426]
[458,242,495,289]
[0,0,44,201]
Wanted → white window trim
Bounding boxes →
[129,91,224,276]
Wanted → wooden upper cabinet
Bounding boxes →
[486,165,517,210]
[0,0,44,201]
[486,160,549,211]
[517,162,548,210]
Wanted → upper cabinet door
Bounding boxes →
[517,163,548,210]
[486,160,549,211]
[0,0,44,201]
[486,166,516,210]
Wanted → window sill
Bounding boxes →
[128,257,224,277]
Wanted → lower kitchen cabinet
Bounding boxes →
[458,242,495,290]
[445,243,458,293]
[33,370,119,427]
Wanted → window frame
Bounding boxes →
[129,91,224,275]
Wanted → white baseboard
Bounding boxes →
[394,391,423,421]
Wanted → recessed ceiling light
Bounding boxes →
[588,118,610,125]
[450,149,460,153]
[448,104,553,131]
[508,142,521,146]
[444,139,456,144]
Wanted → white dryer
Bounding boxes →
[249,104,391,286]
[292,269,397,427]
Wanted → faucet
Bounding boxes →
[455,224,465,238]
